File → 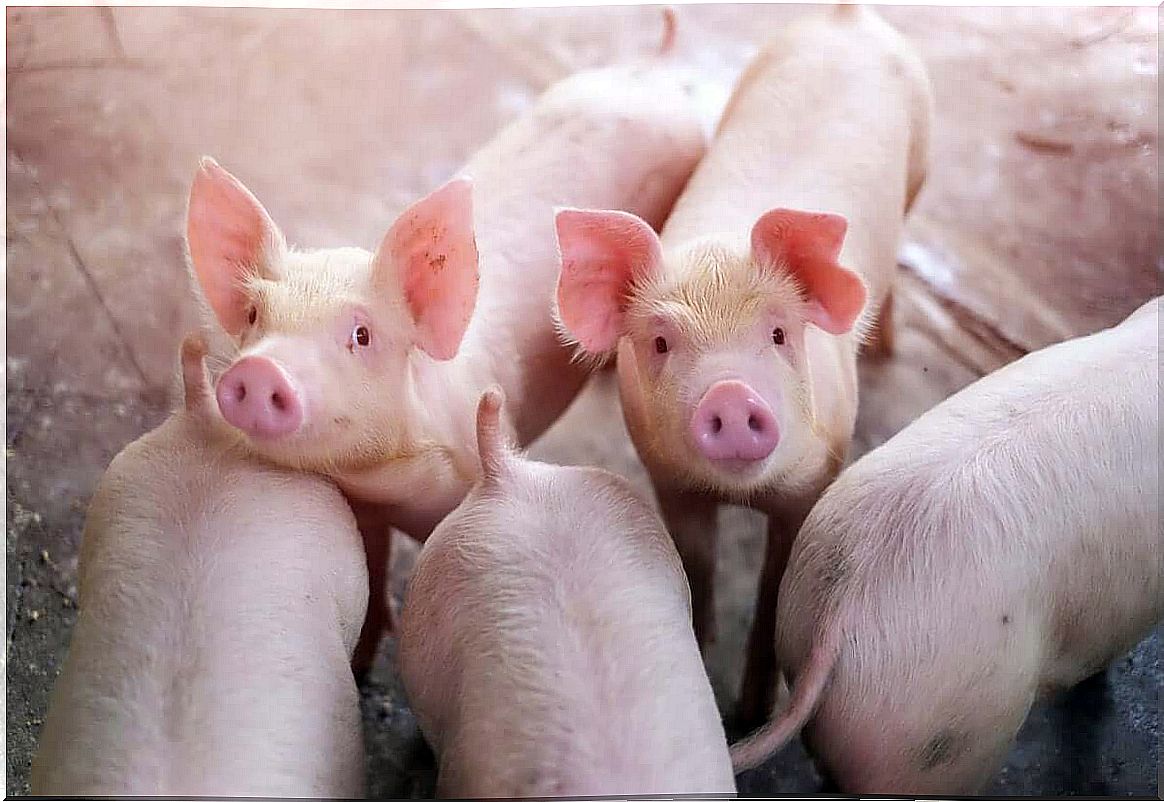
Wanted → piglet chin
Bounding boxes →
[707,456,771,476]
[681,450,781,504]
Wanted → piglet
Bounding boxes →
[730,297,1162,794]
[185,10,710,669]
[30,333,368,797]
[398,388,737,797]
[553,4,933,723]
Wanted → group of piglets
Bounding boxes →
[31,5,1160,798]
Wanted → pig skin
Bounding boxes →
[30,334,368,797]
[185,13,712,674]
[731,297,1162,794]
[398,388,738,798]
[553,5,933,724]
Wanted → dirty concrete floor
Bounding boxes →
[5,4,1159,797]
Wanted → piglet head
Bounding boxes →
[186,157,479,470]
[555,206,865,496]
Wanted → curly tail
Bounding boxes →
[475,385,510,482]
[833,3,863,21]
[730,621,843,773]
[658,6,679,56]
[180,330,213,415]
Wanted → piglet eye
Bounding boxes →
[352,325,371,348]
[772,327,785,346]
[654,336,669,354]
[247,305,258,326]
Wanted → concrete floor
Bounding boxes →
[5,4,1160,797]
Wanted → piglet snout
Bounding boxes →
[216,356,303,440]
[690,380,779,466]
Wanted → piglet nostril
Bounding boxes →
[690,380,780,464]
[216,355,303,440]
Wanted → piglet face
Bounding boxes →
[210,253,413,467]
[555,207,865,497]
[620,244,813,492]
[187,158,479,469]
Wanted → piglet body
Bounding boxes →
[30,336,368,797]
[188,12,709,538]
[399,390,737,797]
[732,298,1162,793]
[554,4,933,722]
[187,15,709,669]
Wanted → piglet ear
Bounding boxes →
[374,177,479,361]
[751,208,867,336]
[554,208,663,356]
[186,157,286,335]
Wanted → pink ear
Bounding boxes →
[751,208,867,335]
[554,208,663,355]
[375,177,479,361]
[186,158,285,334]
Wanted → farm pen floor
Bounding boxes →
[5,5,1159,796]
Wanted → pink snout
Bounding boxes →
[690,380,780,466]
[216,356,303,440]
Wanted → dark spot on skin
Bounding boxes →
[818,541,851,595]
[1015,131,1075,155]
[428,253,447,272]
[1002,614,1011,625]
[917,729,970,771]
[519,768,562,796]
[333,415,353,429]
[1051,605,1092,664]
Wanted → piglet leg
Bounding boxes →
[657,487,720,650]
[736,509,802,729]
[350,502,397,679]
